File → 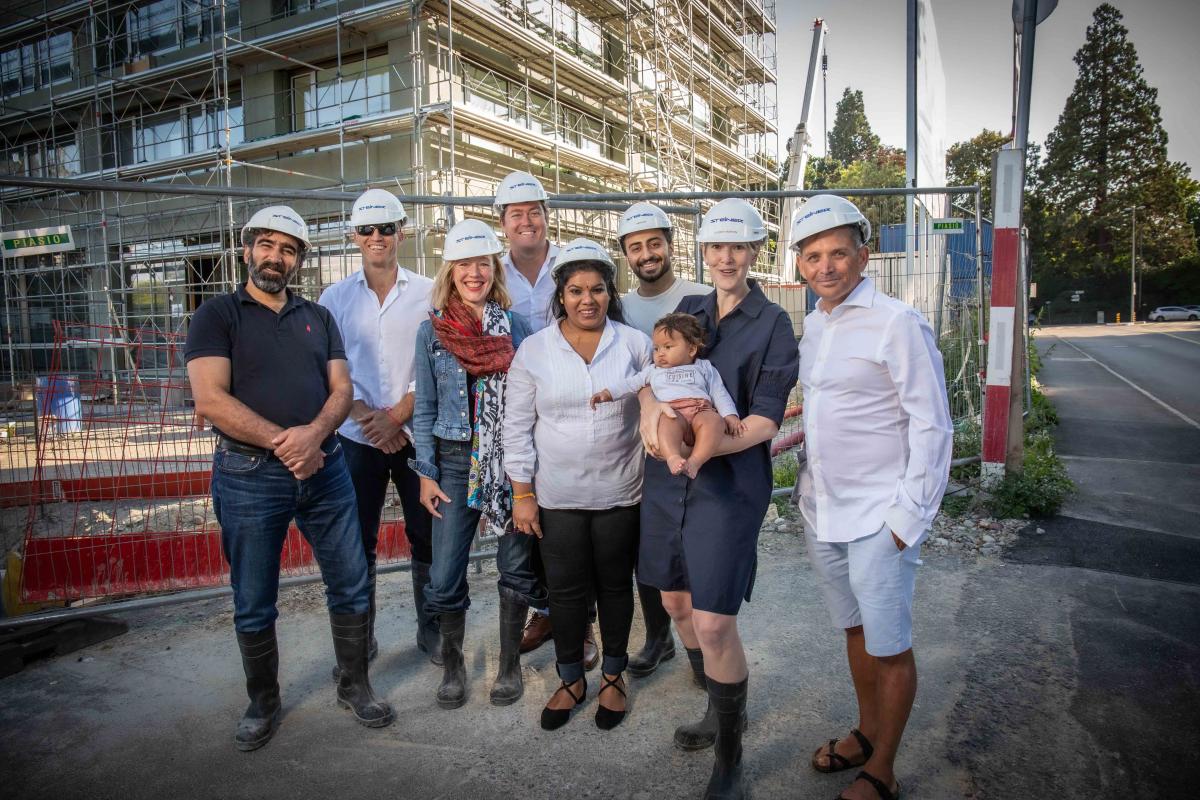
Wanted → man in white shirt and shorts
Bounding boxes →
[793,195,953,800]
[616,202,710,680]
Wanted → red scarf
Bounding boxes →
[429,297,515,377]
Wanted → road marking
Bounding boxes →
[1161,332,1200,347]
[1048,356,1092,361]
[1061,454,1200,467]
[1055,337,1200,431]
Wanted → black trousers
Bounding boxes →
[538,504,639,682]
[339,435,433,566]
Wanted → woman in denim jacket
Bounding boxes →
[409,219,542,710]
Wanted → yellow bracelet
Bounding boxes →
[513,492,536,501]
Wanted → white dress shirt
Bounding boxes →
[504,320,653,510]
[620,277,710,336]
[798,277,953,546]
[318,266,433,446]
[502,242,560,333]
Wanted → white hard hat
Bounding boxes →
[241,205,311,249]
[789,194,871,251]
[617,202,673,242]
[443,219,502,262]
[696,198,767,244]
[494,171,549,210]
[350,188,407,228]
[552,237,616,276]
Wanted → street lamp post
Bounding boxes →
[1129,206,1137,325]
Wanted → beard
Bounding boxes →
[632,256,670,284]
[248,251,295,294]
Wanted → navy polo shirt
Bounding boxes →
[184,285,346,438]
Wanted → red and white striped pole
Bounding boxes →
[982,148,1024,482]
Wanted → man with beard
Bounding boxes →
[186,206,392,752]
[617,202,709,681]
[318,189,439,670]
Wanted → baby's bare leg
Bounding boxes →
[682,410,726,478]
[658,414,690,475]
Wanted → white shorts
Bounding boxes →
[802,510,923,657]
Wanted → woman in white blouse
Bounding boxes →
[503,238,652,732]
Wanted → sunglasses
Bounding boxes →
[356,223,397,237]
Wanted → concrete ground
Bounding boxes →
[2,323,1198,800]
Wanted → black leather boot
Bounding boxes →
[629,582,675,677]
[411,560,443,666]
[234,626,281,752]
[702,676,750,800]
[330,612,394,728]
[490,591,527,705]
[686,646,707,689]
[436,610,467,709]
[331,565,379,681]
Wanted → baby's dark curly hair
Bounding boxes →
[653,312,706,351]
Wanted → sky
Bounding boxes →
[775,0,1200,175]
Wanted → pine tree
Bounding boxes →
[827,88,880,167]
[1037,4,1194,302]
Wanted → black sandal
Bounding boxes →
[836,769,901,800]
[594,673,627,730]
[812,727,874,773]
[539,677,586,731]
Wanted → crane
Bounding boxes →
[774,18,828,276]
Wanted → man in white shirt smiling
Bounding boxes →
[318,189,440,671]
[616,202,710,682]
[794,195,952,800]
[497,171,560,333]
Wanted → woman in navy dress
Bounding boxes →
[638,199,799,800]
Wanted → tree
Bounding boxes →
[946,130,1012,213]
[1036,4,1195,304]
[828,88,880,167]
[803,155,842,190]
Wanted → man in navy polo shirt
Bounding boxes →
[186,206,392,752]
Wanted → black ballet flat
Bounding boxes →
[540,677,586,731]
[594,673,627,731]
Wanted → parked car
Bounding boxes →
[1148,306,1198,321]
[1185,305,1200,313]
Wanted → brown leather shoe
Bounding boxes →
[519,611,553,654]
[583,623,599,671]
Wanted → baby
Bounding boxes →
[591,312,743,478]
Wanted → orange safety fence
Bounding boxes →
[16,322,411,604]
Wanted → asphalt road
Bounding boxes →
[1035,321,1200,536]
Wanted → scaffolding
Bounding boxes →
[1,0,780,383]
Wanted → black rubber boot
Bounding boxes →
[490,591,527,705]
[686,646,707,689]
[234,626,281,752]
[331,565,378,681]
[702,676,750,800]
[628,584,676,677]
[675,688,749,751]
[436,610,467,709]
[330,612,394,728]
[412,560,443,666]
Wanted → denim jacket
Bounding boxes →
[409,310,532,481]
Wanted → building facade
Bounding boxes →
[1,0,778,379]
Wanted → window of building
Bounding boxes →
[1,31,74,96]
[189,102,244,151]
[135,111,186,162]
[272,0,338,15]
[117,0,240,61]
[292,54,390,130]
[1,136,80,178]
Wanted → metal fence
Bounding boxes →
[1,180,986,622]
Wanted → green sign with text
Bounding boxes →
[2,226,75,257]
[930,218,965,234]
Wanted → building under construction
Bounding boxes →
[0,0,780,381]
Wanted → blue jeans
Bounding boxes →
[423,438,547,613]
[212,442,368,634]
